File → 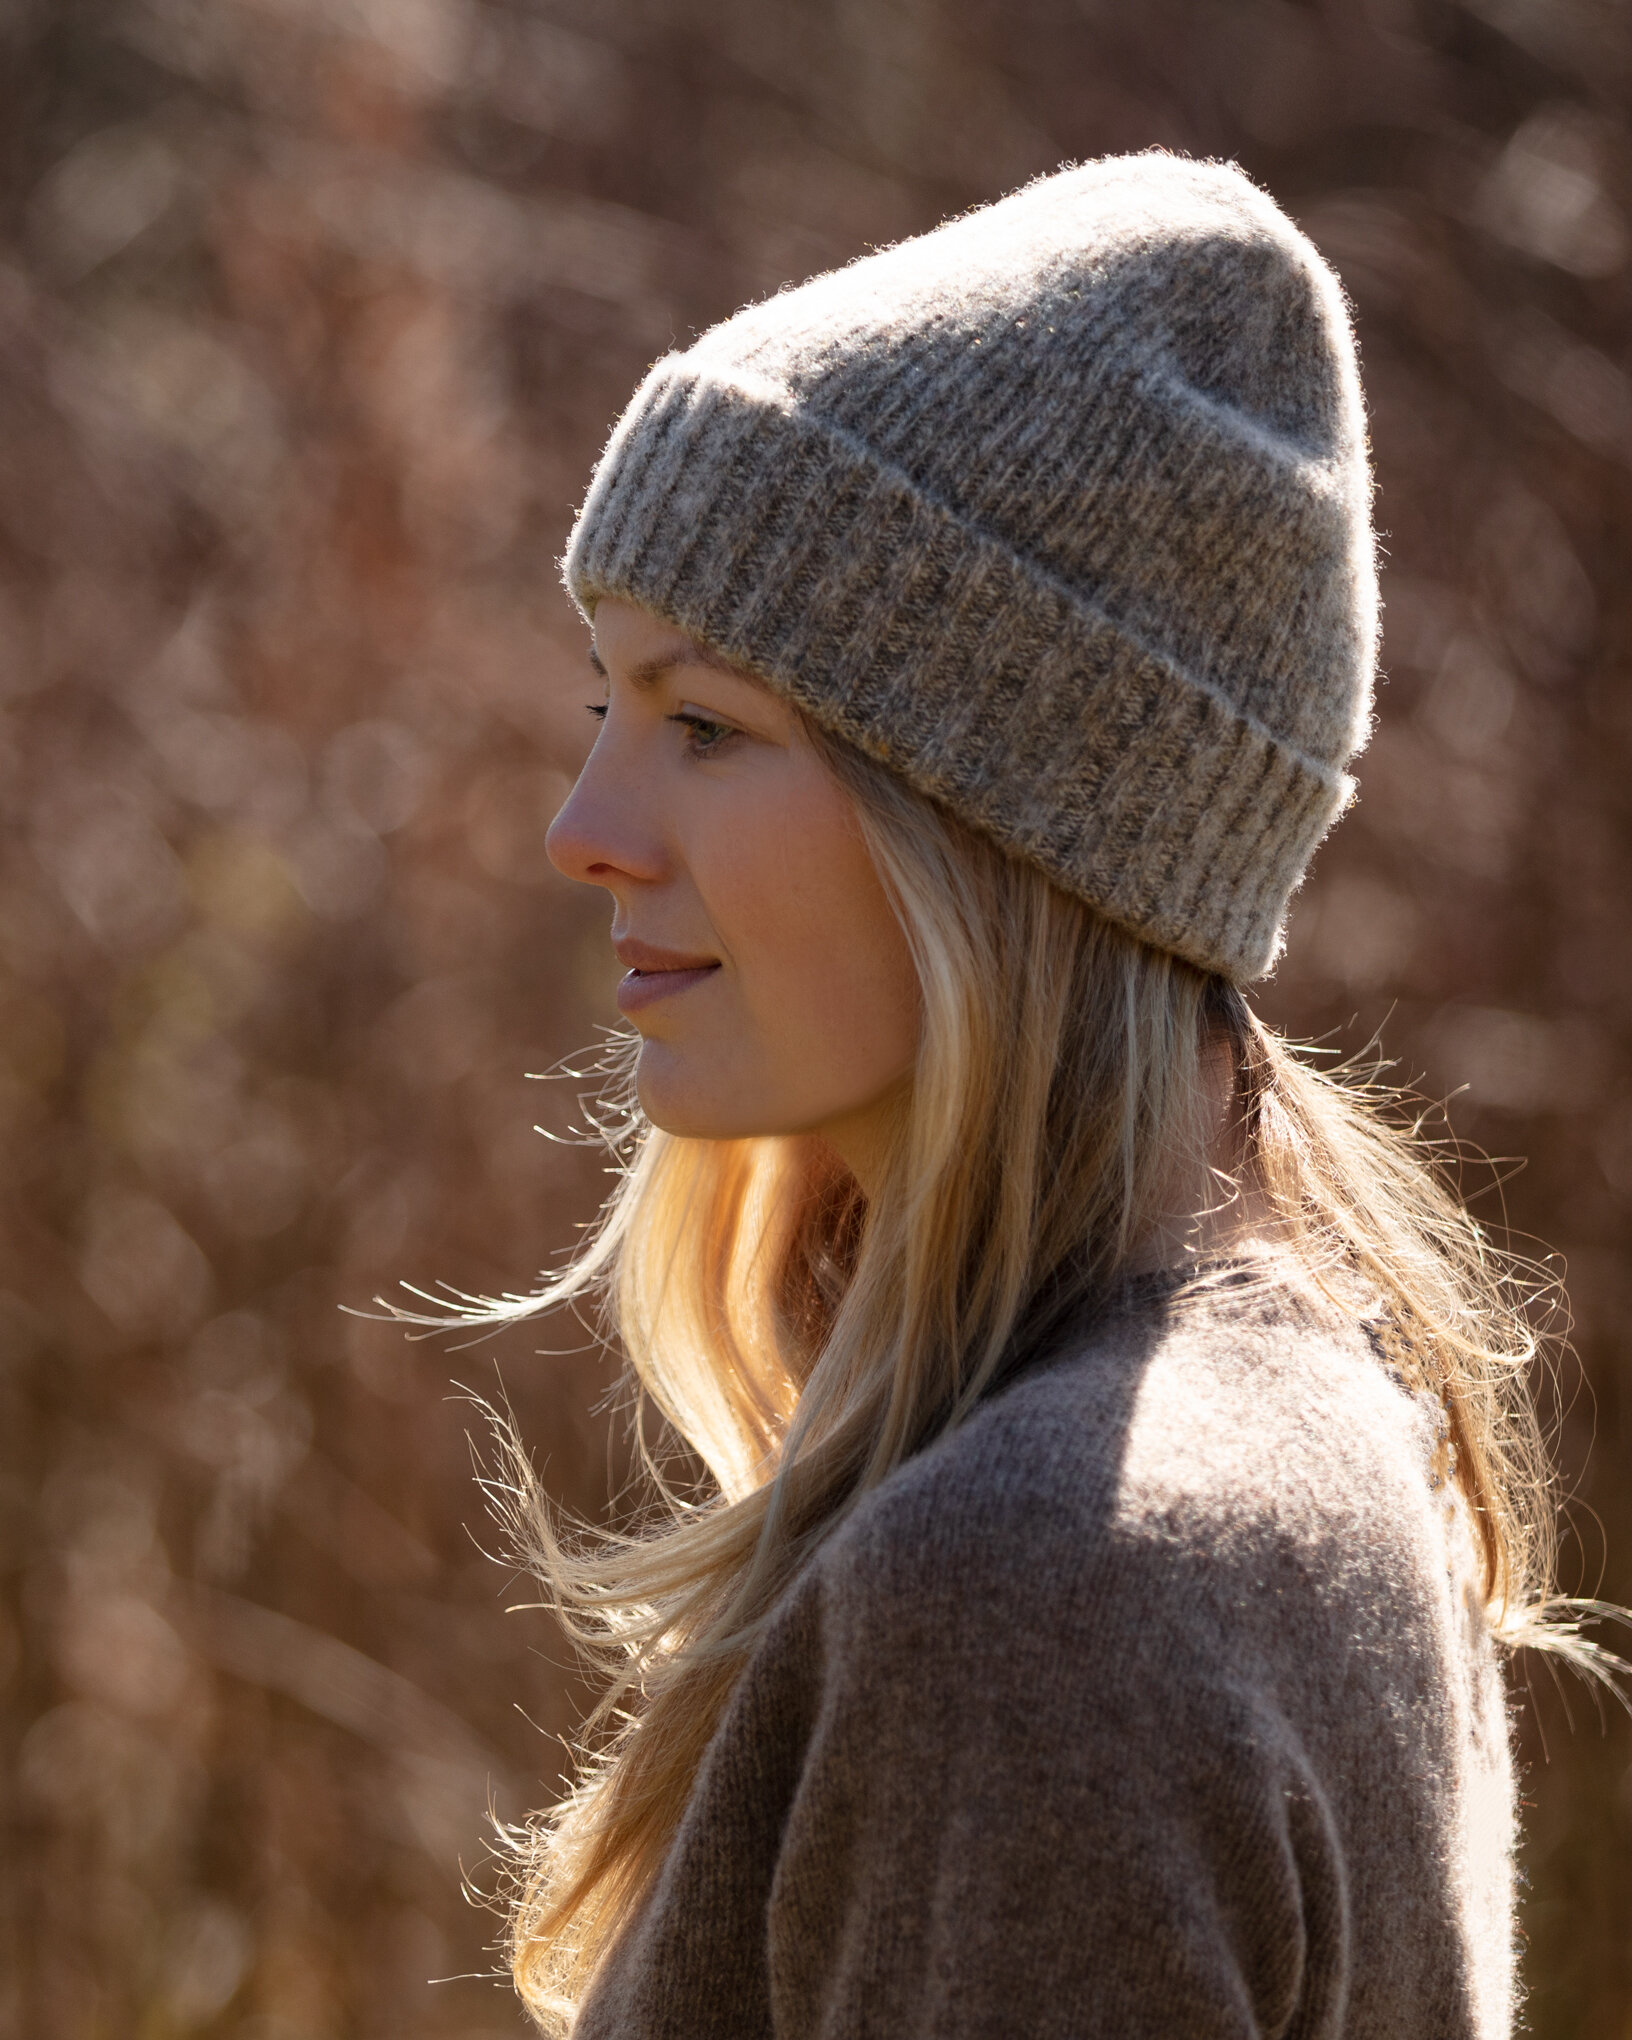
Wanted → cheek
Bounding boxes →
[696,770,919,1085]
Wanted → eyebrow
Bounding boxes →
[587,640,747,688]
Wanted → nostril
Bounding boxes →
[545,804,659,891]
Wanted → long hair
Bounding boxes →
[411,722,1587,2032]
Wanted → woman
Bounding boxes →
[453,154,1585,2035]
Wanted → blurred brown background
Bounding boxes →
[1,0,1629,2033]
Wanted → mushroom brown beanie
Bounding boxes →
[563,152,1377,983]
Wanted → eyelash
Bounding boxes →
[671,711,740,757]
[583,704,741,759]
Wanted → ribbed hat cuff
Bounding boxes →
[563,361,1350,983]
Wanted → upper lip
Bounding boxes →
[613,937,720,973]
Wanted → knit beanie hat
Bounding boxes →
[562,152,1376,983]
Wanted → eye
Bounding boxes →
[585,702,608,721]
[668,711,740,759]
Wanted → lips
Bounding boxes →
[613,937,719,974]
[612,938,721,1017]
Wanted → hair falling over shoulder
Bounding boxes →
[400,729,1599,2034]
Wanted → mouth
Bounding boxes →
[615,962,720,1016]
[613,947,721,1016]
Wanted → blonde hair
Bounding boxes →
[409,724,1592,2031]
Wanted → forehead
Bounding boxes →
[589,599,759,686]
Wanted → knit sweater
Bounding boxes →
[574,1262,1514,2039]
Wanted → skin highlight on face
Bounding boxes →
[545,596,921,1193]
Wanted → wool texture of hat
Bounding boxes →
[563,151,1377,983]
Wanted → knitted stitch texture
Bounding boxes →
[573,1266,1515,2039]
[563,152,1377,983]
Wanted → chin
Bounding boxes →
[634,1053,738,1142]
[634,1050,804,1145]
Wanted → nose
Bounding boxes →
[545,725,667,891]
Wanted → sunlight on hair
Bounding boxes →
[379,725,1624,2032]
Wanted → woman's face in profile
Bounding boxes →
[546,597,919,1174]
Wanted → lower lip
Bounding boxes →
[616,965,720,1015]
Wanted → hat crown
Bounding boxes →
[565,154,1377,981]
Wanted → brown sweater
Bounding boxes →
[574,1264,1515,2038]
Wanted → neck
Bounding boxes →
[1126,1025,1279,1276]
[809,1081,908,1203]
[813,1027,1278,1270]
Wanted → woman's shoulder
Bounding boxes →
[815,1255,1463,1649]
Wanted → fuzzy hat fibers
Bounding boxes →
[563,152,1376,983]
